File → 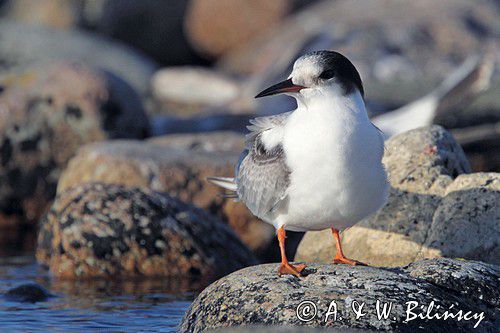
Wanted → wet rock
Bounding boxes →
[0,62,149,247]
[295,126,482,267]
[36,182,257,279]
[4,283,52,303]
[185,0,290,58]
[152,67,243,117]
[56,134,276,259]
[0,19,157,95]
[180,258,498,332]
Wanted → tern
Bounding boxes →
[208,51,388,277]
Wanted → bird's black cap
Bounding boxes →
[306,50,364,97]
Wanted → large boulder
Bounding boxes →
[0,62,149,249]
[85,0,204,66]
[56,134,276,259]
[207,328,370,333]
[180,258,499,332]
[0,19,157,96]
[295,126,499,267]
[185,0,290,58]
[416,173,499,263]
[36,182,257,280]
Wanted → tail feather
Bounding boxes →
[206,176,237,192]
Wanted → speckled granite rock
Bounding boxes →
[383,126,471,196]
[36,182,257,279]
[180,258,499,333]
[207,327,371,333]
[296,126,477,267]
[416,173,499,264]
[0,62,149,249]
[57,134,276,259]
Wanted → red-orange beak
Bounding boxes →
[255,79,305,98]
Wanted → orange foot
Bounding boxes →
[278,263,307,277]
[333,255,367,266]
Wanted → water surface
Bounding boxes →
[0,255,195,332]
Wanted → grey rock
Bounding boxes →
[405,258,499,308]
[0,62,149,248]
[87,0,204,66]
[208,327,371,333]
[0,19,157,95]
[151,67,243,117]
[382,126,471,196]
[219,0,500,104]
[180,258,499,333]
[416,173,500,264]
[36,182,257,280]
[4,283,53,303]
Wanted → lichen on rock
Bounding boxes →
[180,258,499,333]
[36,182,257,280]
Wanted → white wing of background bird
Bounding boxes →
[373,53,495,139]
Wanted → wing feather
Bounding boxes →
[236,112,292,219]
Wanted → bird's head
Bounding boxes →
[255,51,364,102]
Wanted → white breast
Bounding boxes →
[276,92,388,232]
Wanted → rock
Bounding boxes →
[185,0,290,58]
[207,327,370,333]
[85,0,205,66]
[148,131,246,153]
[4,283,52,303]
[380,126,471,195]
[36,182,257,279]
[56,135,276,259]
[451,122,500,172]
[416,173,499,264]
[0,62,149,243]
[152,67,243,117]
[0,19,157,96]
[180,258,498,332]
[1,0,78,29]
[295,126,492,267]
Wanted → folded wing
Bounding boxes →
[236,112,292,219]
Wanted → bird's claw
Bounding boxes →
[278,263,307,277]
[333,256,367,266]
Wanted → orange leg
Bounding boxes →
[277,226,306,277]
[331,228,366,266]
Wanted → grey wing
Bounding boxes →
[236,112,292,219]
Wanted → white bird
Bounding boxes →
[208,51,388,277]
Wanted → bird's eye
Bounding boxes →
[319,69,335,80]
